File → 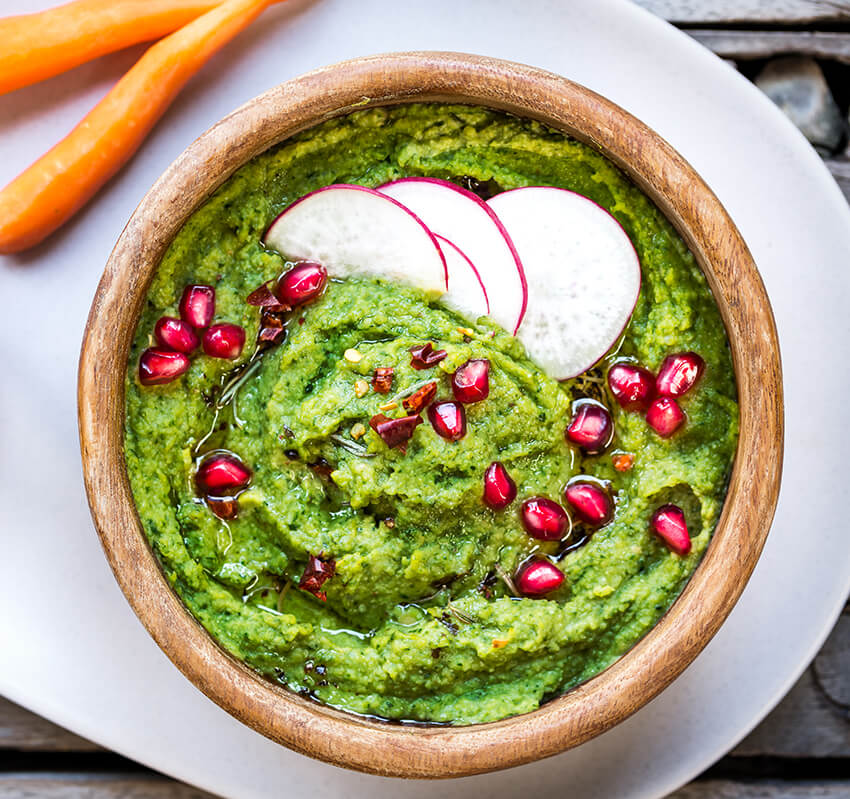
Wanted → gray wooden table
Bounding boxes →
[4,2,850,796]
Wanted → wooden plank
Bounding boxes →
[689,30,850,65]
[669,780,850,797]
[734,610,850,757]
[634,1,850,25]
[0,774,215,798]
[0,698,98,752]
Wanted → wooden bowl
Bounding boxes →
[78,52,783,778]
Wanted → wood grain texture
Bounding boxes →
[0,698,98,752]
[0,775,214,798]
[691,30,850,65]
[77,52,784,778]
[635,0,850,24]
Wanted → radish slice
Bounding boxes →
[487,187,640,379]
[263,184,447,294]
[434,234,490,322]
[379,178,526,333]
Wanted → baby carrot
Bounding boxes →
[0,0,221,96]
[0,0,282,254]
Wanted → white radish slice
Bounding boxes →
[379,178,527,333]
[263,184,447,294]
[434,234,490,322]
[487,187,641,379]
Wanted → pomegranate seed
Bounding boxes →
[403,381,437,414]
[656,352,704,398]
[206,496,239,520]
[369,413,423,450]
[646,397,686,437]
[452,359,490,403]
[202,323,245,360]
[565,399,613,454]
[275,262,327,307]
[483,462,517,510]
[195,452,252,495]
[154,316,199,354]
[299,554,337,602]
[427,400,467,441]
[410,342,447,370]
[138,348,190,385]
[515,558,565,597]
[608,362,655,411]
[179,285,215,329]
[372,367,394,394]
[520,497,570,541]
[650,504,691,555]
[564,479,614,527]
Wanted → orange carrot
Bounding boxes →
[0,0,221,96]
[0,0,282,254]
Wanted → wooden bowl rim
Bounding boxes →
[78,51,783,779]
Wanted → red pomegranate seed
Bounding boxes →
[515,557,565,597]
[650,504,691,555]
[520,497,570,541]
[138,348,190,385]
[179,284,215,329]
[410,342,447,370]
[372,367,394,394]
[646,396,686,437]
[206,496,239,520]
[656,352,705,398]
[154,316,199,354]
[403,381,437,414]
[202,323,245,360]
[564,479,614,527]
[427,400,467,441]
[483,461,517,510]
[565,399,613,454]
[607,362,656,411]
[195,452,252,495]
[452,359,490,403]
[299,554,337,602]
[369,413,423,450]
[275,262,327,307]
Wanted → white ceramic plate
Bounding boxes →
[1,1,848,797]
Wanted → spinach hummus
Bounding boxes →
[124,104,738,725]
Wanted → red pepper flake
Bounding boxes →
[402,381,437,414]
[246,281,290,310]
[308,458,334,479]
[410,342,447,370]
[206,496,239,520]
[372,367,394,394]
[492,639,508,649]
[258,307,287,346]
[298,554,336,602]
[369,412,423,451]
[612,453,635,472]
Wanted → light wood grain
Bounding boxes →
[77,52,783,778]
[0,698,98,752]
[668,781,850,798]
[0,775,214,799]
[635,0,850,24]
[691,30,850,65]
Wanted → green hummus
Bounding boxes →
[125,104,738,724]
